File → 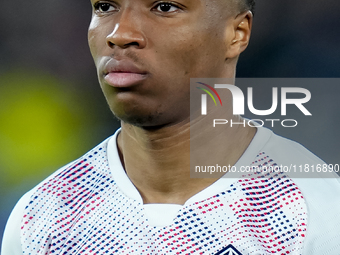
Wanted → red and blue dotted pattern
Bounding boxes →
[21,143,307,255]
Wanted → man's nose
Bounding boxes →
[106,8,146,49]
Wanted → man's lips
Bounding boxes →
[103,59,148,88]
[104,72,148,88]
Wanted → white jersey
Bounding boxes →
[2,127,340,255]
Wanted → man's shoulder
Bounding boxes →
[257,127,323,165]
[252,127,337,179]
[268,131,322,163]
[21,136,114,214]
[2,136,116,255]
[247,127,340,254]
[36,136,112,190]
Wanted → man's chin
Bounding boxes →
[113,111,166,129]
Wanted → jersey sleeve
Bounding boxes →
[1,159,89,255]
[1,190,34,255]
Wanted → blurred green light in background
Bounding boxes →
[0,71,94,190]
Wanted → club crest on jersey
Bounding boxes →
[214,244,243,255]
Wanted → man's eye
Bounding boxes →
[154,2,180,13]
[94,2,117,13]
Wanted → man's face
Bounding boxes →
[88,0,238,127]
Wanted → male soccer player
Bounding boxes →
[2,0,340,254]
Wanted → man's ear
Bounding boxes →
[225,11,253,59]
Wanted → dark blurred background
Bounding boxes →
[0,0,339,249]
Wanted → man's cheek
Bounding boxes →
[178,46,206,76]
[88,24,111,58]
[88,33,99,60]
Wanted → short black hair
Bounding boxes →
[240,0,255,15]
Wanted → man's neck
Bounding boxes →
[117,116,256,205]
